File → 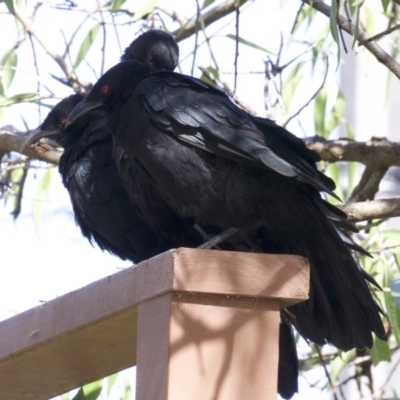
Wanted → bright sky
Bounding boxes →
[0,1,335,398]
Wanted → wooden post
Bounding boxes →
[0,248,309,400]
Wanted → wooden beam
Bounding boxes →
[0,248,309,400]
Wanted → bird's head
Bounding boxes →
[22,93,85,150]
[121,29,179,72]
[66,61,150,128]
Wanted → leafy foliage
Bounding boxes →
[1,1,400,399]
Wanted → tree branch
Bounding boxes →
[0,130,61,165]
[12,4,86,91]
[172,0,248,42]
[305,136,400,168]
[342,198,400,222]
[302,0,400,80]
[348,165,388,203]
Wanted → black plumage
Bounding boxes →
[66,46,386,357]
[22,30,204,262]
[24,30,384,399]
[24,94,198,261]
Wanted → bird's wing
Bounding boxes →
[138,72,336,197]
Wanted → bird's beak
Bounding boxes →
[20,126,59,152]
[65,98,102,128]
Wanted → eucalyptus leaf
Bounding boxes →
[110,0,126,12]
[106,374,117,395]
[134,0,160,20]
[330,349,356,382]
[33,168,54,236]
[226,34,275,54]
[282,62,304,116]
[370,335,391,366]
[202,0,215,9]
[4,0,15,15]
[329,0,341,63]
[314,88,327,137]
[73,23,101,70]
[381,0,390,12]
[0,92,37,107]
[71,379,103,400]
[324,163,343,204]
[346,162,357,198]
[0,47,18,95]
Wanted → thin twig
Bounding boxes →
[359,23,400,46]
[284,54,329,127]
[96,0,107,76]
[172,0,249,42]
[278,40,323,72]
[198,227,239,249]
[111,13,122,55]
[198,66,258,115]
[28,34,41,123]
[191,0,201,77]
[343,0,353,35]
[156,5,189,26]
[290,3,305,34]
[62,14,91,59]
[302,0,400,79]
[233,1,240,93]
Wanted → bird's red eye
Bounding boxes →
[100,85,109,94]
[59,117,67,125]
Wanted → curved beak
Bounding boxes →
[65,98,102,128]
[20,126,59,152]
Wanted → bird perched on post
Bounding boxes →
[66,30,385,371]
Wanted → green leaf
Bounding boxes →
[314,88,327,137]
[71,380,103,400]
[0,47,18,95]
[134,0,160,20]
[324,163,343,204]
[0,92,37,107]
[110,0,126,12]
[344,122,354,139]
[225,34,275,54]
[4,0,15,15]
[352,4,363,47]
[282,62,304,117]
[348,0,365,14]
[370,335,391,366]
[202,0,215,9]
[330,349,356,382]
[73,23,101,70]
[32,168,54,235]
[346,162,358,198]
[107,374,117,395]
[381,0,390,12]
[329,0,341,64]
[323,90,346,137]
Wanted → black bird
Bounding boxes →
[22,30,205,262]
[28,89,299,398]
[66,48,386,358]
[24,94,198,261]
